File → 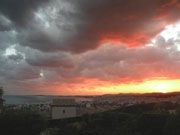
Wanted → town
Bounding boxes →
[2,92,180,120]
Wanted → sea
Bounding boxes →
[3,95,94,104]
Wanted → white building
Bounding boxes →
[51,99,77,119]
[86,102,91,108]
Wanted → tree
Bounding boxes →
[0,86,3,98]
[0,86,4,107]
[164,115,180,135]
[0,109,47,135]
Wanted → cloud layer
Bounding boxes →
[0,0,180,94]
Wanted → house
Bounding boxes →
[168,109,176,115]
[86,102,91,108]
[51,99,77,119]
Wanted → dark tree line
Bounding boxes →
[46,103,180,135]
[0,109,47,135]
[1,99,180,135]
[0,87,46,135]
[0,86,4,108]
[0,86,3,98]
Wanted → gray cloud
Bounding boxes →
[0,14,12,31]
[0,0,50,27]
[1,36,180,94]
[0,30,17,50]
[0,0,180,94]
[25,49,74,68]
[8,53,24,61]
[75,43,178,82]
[0,0,179,53]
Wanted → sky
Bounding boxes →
[1,0,180,95]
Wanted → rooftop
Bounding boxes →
[51,98,76,106]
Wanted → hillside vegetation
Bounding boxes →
[1,102,180,135]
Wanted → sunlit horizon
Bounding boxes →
[1,0,180,96]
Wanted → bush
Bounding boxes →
[0,109,47,135]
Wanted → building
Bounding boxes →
[168,109,176,115]
[51,99,77,119]
[85,102,91,108]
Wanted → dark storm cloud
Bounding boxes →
[0,0,50,27]
[13,0,180,53]
[19,38,180,94]
[8,53,24,61]
[0,0,179,53]
[35,37,180,85]
[1,36,180,94]
[0,50,40,81]
[25,50,74,68]
[0,30,17,50]
[0,0,180,94]
[0,14,12,31]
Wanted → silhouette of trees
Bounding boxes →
[1,101,180,135]
[0,86,3,98]
[0,86,4,108]
[46,102,180,135]
[0,109,47,135]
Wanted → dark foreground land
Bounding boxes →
[1,102,180,135]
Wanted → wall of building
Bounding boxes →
[52,106,76,119]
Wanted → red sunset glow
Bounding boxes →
[0,0,180,95]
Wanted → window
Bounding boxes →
[63,109,65,114]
